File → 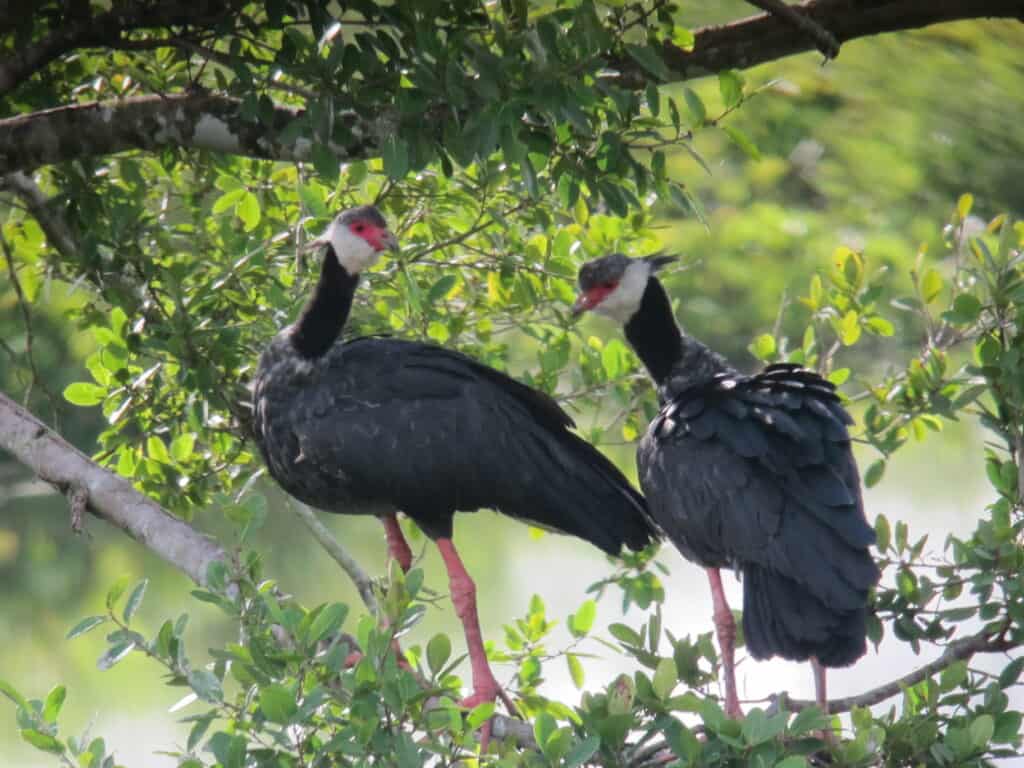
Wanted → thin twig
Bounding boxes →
[745,0,840,58]
[1,230,57,414]
[290,501,380,616]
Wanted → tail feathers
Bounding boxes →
[515,431,657,555]
[743,563,869,667]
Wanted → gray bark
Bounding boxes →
[0,391,226,586]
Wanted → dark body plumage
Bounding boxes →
[252,212,654,554]
[577,255,879,671]
[640,361,877,665]
[255,331,654,552]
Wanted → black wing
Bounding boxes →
[266,336,655,553]
[639,364,879,665]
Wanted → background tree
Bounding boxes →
[1,2,1023,766]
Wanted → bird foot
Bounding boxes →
[460,682,518,754]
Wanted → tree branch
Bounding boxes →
[777,626,1017,713]
[2,1,1019,173]
[744,0,840,58]
[291,501,381,617]
[1,171,78,259]
[0,92,392,175]
[612,0,1024,88]
[0,391,226,586]
[0,0,243,97]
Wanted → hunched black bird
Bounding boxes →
[572,253,879,718]
[252,207,657,746]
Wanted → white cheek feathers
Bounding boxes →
[324,219,381,275]
[593,260,652,323]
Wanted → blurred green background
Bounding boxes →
[2,11,1022,766]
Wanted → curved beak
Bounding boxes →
[571,291,597,317]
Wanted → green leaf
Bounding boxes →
[236,191,261,231]
[921,268,943,303]
[147,436,171,464]
[42,685,66,723]
[188,669,223,703]
[652,657,677,699]
[426,633,451,674]
[565,734,600,767]
[788,706,829,736]
[749,333,776,361]
[774,758,807,768]
[123,578,148,624]
[259,684,297,723]
[211,187,245,214]
[957,192,974,220]
[66,615,107,639]
[970,714,994,748]
[722,125,761,160]
[683,88,706,125]
[608,623,641,646]
[838,310,861,345]
[307,602,348,646]
[105,575,131,610]
[864,460,885,489]
[718,70,744,109]
[874,513,891,551]
[533,712,557,751]
[170,433,196,462]
[624,43,669,80]
[998,656,1024,688]
[97,641,134,670]
[946,293,982,324]
[567,653,585,689]
[466,701,494,729]
[63,382,106,406]
[0,679,26,709]
[20,729,65,755]
[568,599,597,637]
[940,660,967,691]
[426,275,457,304]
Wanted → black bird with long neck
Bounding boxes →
[253,209,657,749]
[573,253,879,718]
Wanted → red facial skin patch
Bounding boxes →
[349,221,392,252]
[572,283,617,314]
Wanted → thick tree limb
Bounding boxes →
[0,0,242,97]
[619,0,1024,89]
[0,93,391,175]
[0,391,226,586]
[1,0,1019,173]
[744,0,840,58]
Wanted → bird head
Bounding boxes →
[572,253,675,322]
[307,205,399,274]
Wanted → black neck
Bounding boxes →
[624,277,728,389]
[289,246,358,359]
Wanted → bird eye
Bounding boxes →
[353,223,366,233]
[603,281,618,290]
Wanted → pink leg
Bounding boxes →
[811,657,836,742]
[436,537,515,752]
[707,568,742,718]
[382,513,413,573]
[812,656,828,713]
